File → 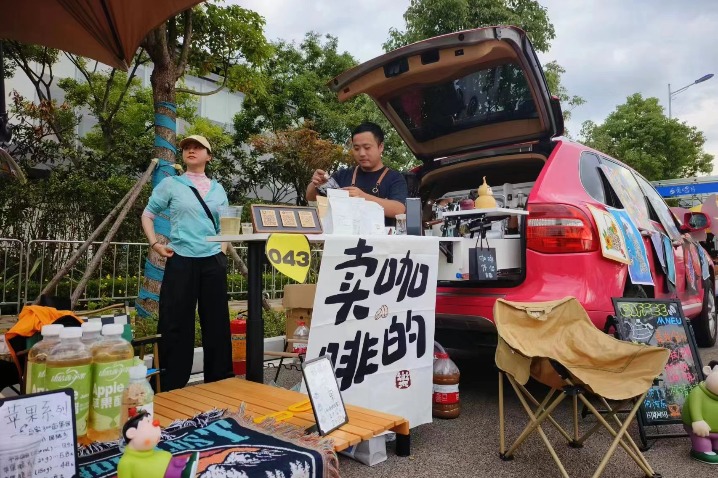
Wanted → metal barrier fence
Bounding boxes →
[0,239,23,314]
[0,238,322,314]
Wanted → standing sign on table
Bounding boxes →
[306,236,439,428]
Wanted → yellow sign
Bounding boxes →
[265,234,311,283]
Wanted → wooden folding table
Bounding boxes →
[153,377,411,455]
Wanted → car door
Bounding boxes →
[328,26,563,165]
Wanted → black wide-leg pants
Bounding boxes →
[158,252,233,391]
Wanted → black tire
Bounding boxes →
[693,278,717,347]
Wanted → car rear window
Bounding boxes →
[579,152,605,203]
[387,63,537,143]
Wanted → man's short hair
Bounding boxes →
[352,122,384,145]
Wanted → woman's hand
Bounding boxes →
[153,243,174,258]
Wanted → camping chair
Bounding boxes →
[265,284,316,382]
[494,297,670,478]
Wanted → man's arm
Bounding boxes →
[306,169,328,202]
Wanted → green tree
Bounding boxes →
[385,0,555,52]
[142,2,271,164]
[579,93,714,180]
[233,32,415,199]
[250,122,348,205]
[544,61,585,124]
[384,0,583,129]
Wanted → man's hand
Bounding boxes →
[153,244,174,258]
[311,169,328,188]
[342,186,367,199]
[693,420,711,437]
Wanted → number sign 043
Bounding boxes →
[265,233,312,283]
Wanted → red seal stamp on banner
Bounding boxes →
[395,370,411,389]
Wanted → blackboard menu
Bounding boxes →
[612,298,704,426]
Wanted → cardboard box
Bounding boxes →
[283,284,316,337]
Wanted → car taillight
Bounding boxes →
[527,203,598,254]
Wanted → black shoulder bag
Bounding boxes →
[188,186,220,234]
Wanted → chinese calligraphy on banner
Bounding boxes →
[306,236,439,428]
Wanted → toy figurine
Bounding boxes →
[474,177,497,209]
[117,409,199,478]
[682,360,718,464]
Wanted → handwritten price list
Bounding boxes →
[0,391,77,478]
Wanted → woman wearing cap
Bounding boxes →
[141,135,233,391]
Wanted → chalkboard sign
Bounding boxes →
[612,298,704,427]
[302,355,348,436]
[469,247,498,280]
[0,389,78,478]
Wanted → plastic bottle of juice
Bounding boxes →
[81,321,102,348]
[46,327,92,439]
[25,324,64,394]
[120,364,154,427]
[87,324,134,442]
[292,321,309,355]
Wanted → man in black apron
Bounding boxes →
[306,122,408,226]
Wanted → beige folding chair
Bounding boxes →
[494,297,669,478]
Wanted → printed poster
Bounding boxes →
[683,240,699,294]
[697,245,711,280]
[306,236,439,429]
[662,234,677,287]
[609,208,653,285]
[588,204,630,264]
[649,231,666,271]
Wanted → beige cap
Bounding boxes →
[179,134,212,153]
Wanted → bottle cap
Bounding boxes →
[41,324,64,337]
[59,327,82,339]
[297,321,305,326]
[102,324,124,336]
[129,364,148,380]
[81,321,102,333]
[435,352,449,359]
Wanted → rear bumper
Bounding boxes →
[435,249,628,332]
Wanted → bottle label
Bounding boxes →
[90,358,133,432]
[47,363,92,436]
[136,402,154,418]
[293,344,308,354]
[433,384,459,404]
[26,362,47,394]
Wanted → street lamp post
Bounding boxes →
[668,73,714,119]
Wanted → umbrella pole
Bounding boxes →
[0,42,12,145]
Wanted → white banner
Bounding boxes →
[306,235,439,428]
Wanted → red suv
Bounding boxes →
[330,25,717,347]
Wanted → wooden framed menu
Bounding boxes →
[251,204,322,234]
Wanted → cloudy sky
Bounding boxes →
[238,0,718,176]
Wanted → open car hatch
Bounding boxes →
[329,26,563,164]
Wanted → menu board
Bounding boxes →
[612,298,704,426]
[302,356,348,436]
[0,389,78,478]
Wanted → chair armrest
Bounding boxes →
[132,334,162,347]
